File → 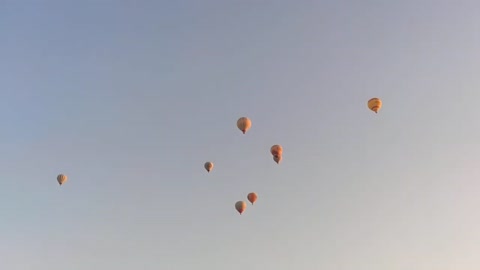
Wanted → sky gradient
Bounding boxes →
[2,1,480,269]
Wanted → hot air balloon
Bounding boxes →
[247,192,258,205]
[235,201,247,215]
[367,98,382,113]
[270,145,283,157]
[204,162,214,172]
[273,155,282,164]
[236,117,252,134]
[57,174,67,186]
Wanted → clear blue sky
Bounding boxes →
[1,1,480,269]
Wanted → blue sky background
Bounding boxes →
[1,1,480,269]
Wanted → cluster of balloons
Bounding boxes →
[234,192,258,215]
[205,157,258,215]
[55,97,383,215]
[235,117,275,215]
[204,116,286,215]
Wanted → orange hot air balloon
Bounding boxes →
[367,98,382,113]
[235,201,247,215]
[247,192,258,205]
[270,145,283,157]
[273,155,282,164]
[236,117,252,134]
[204,162,214,172]
[57,174,68,186]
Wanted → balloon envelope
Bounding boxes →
[247,192,258,205]
[235,201,247,214]
[204,162,214,172]
[57,174,67,185]
[367,98,382,113]
[236,117,252,134]
[270,145,283,156]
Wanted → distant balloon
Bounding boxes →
[235,201,247,215]
[57,174,67,186]
[204,162,214,172]
[236,117,252,134]
[270,145,283,157]
[367,98,382,113]
[247,192,258,205]
[273,155,282,164]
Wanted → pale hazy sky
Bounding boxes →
[2,1,480,269]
